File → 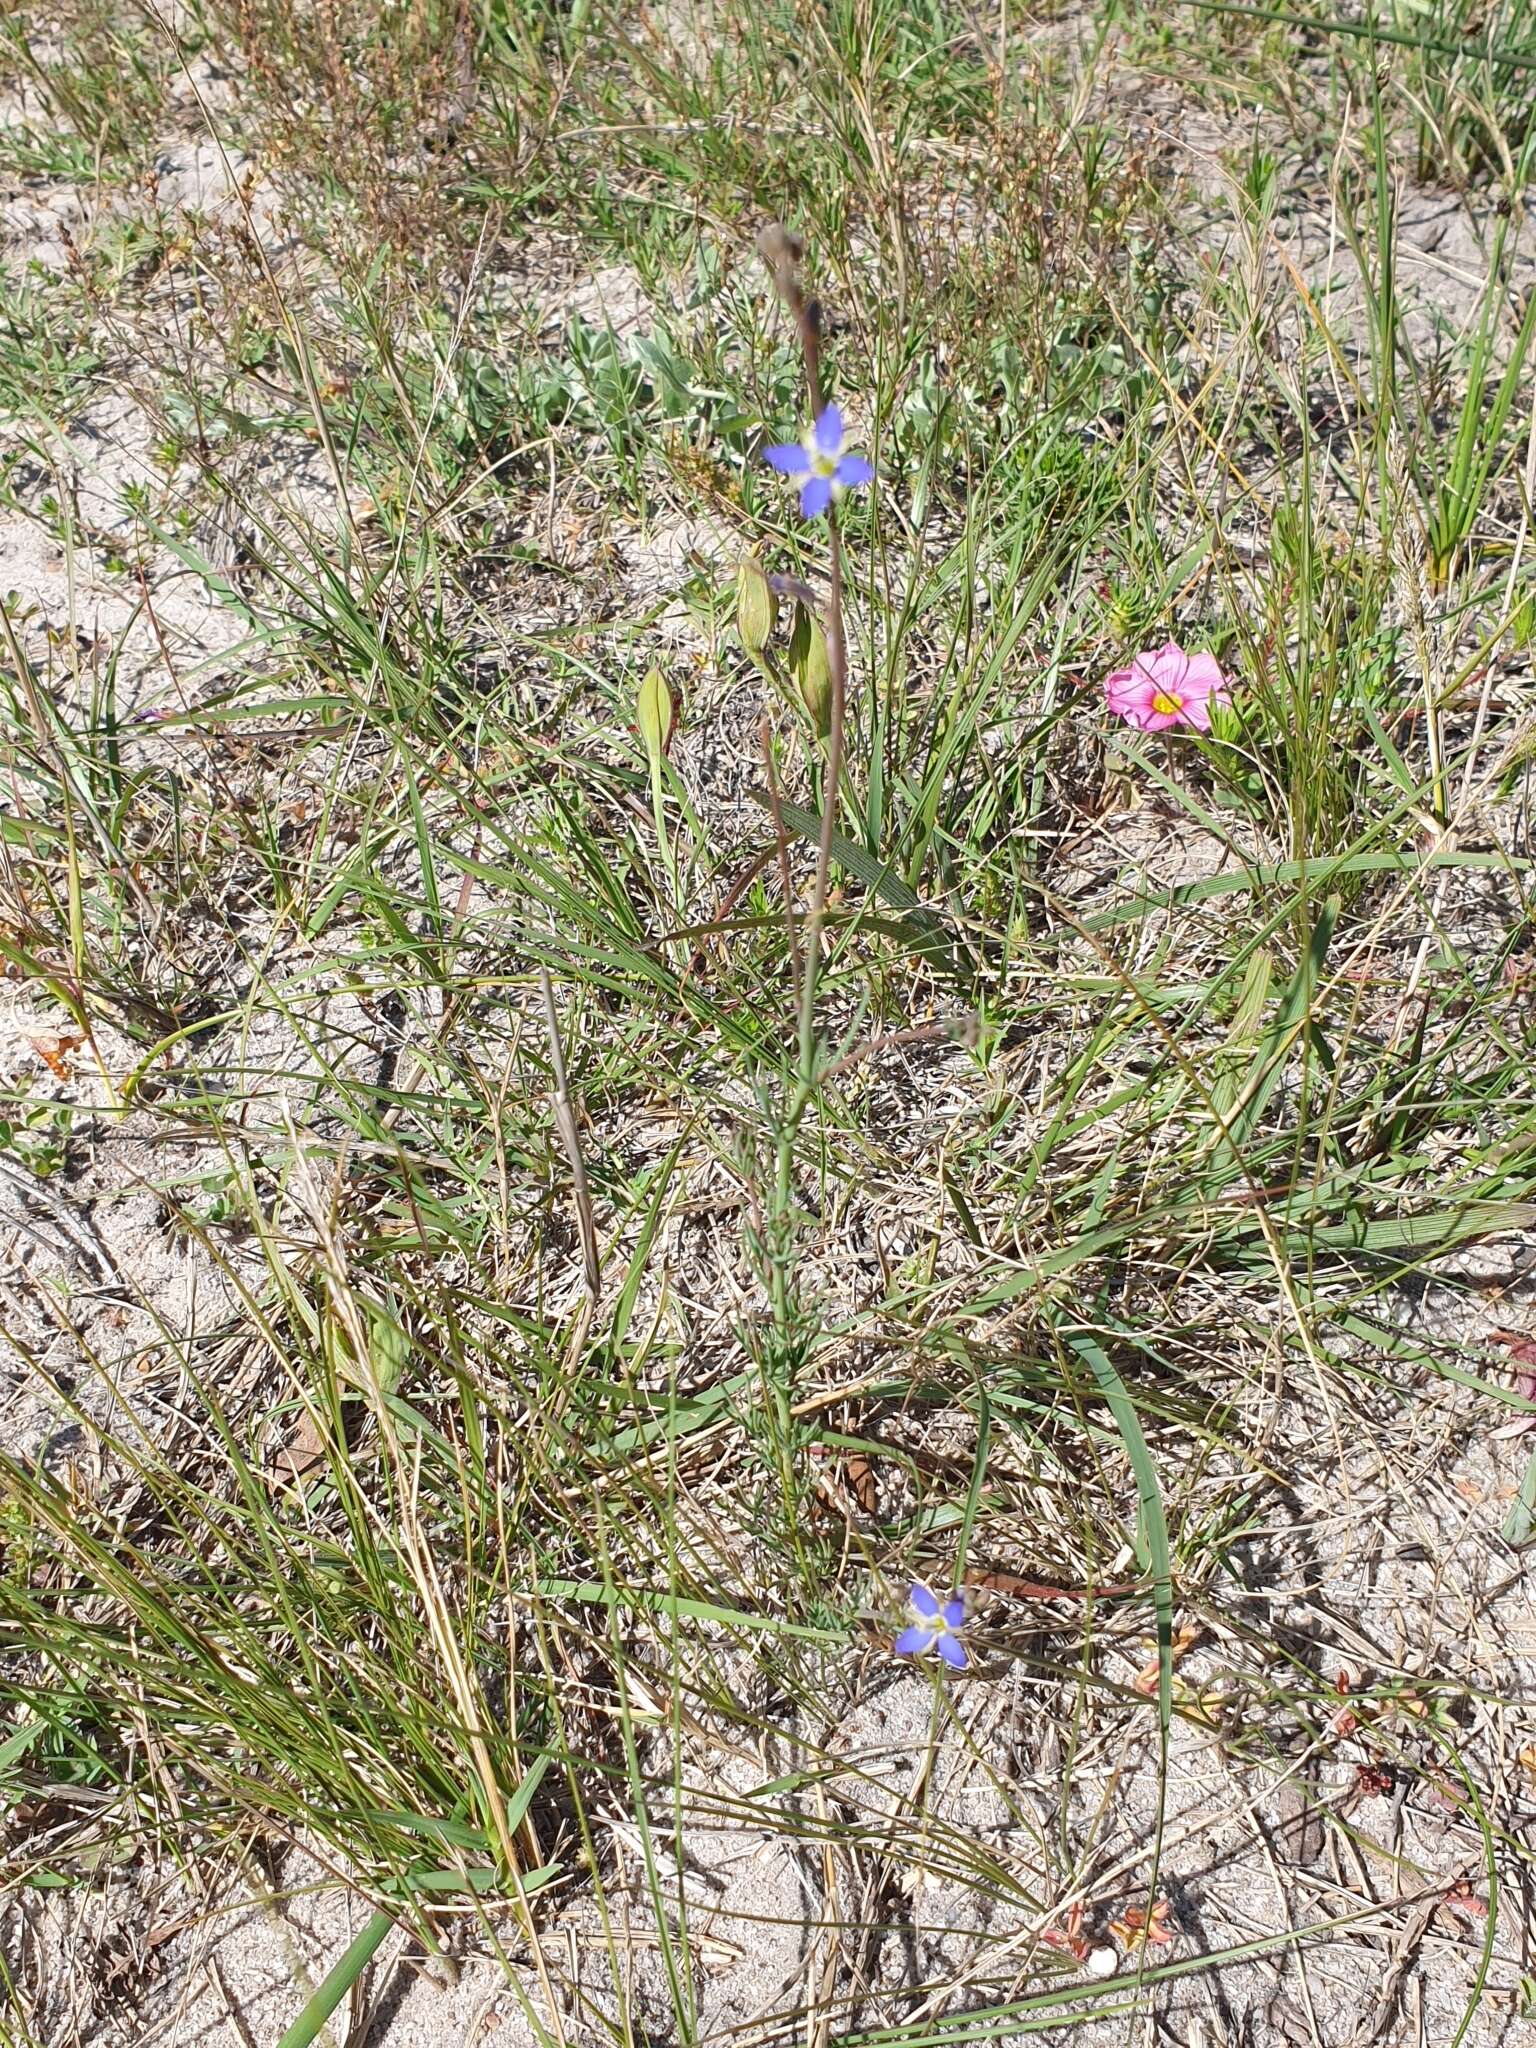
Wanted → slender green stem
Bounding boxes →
[755,226,855,1556]
[276,1908,394,2048]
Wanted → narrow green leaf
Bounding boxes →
[1055,1326,1174,1735]
[1210,948,1273,1119]
[610,1138,687,1352]
[750,792,967,979]
[1223,895,1338,1152]
[537,1578,845,1642]
[276,1907,395,2048]
[1078,849,1528,932]
[1503,1447,1536,1545]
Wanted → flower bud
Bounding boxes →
[636,665,674,764]
[736,556,777,654]
[788,603,832,736]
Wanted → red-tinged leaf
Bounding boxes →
[1490,1329,1536,1405]
[1109,1900,1177,1950]
[29,1033,84,1078]
[1442,1878,1488,1919]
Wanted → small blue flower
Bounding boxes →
[763,405,875,518]
[894,1583,968,1669]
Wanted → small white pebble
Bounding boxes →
[1087,1945,1119,1978]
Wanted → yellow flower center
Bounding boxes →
[1151,690,1183,716]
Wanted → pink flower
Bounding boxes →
[1103,642,1229,732]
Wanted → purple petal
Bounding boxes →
[909,1584,941,1619]
[800,475,832,518]
[941,1598,966,1630]
[763,442,810,475]
[937,1632,968,1670]
[834,454,874,488]
[813,405,844,457]
[894,1625,932,1656]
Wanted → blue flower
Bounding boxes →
[894,1583,968,1669]
[763,405,875,518]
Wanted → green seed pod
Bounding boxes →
[736,556,778,654]
[637,665,674,766]
[788,603,832,736]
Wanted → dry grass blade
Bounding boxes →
[539,964,602,1304]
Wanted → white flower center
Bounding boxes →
[804,432,842,478]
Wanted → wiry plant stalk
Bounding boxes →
[761,712,803,1013]
[1394,521,1447,825]
[540,965,602,1304]
[758,224,851,983]
[755,224,857,1553]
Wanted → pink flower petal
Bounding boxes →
[1102,642,1231,730]
[1104,667,1157,718]
[1153,641,1191,680]
[1178,652,1229,702]
[1106,687,1163,730]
